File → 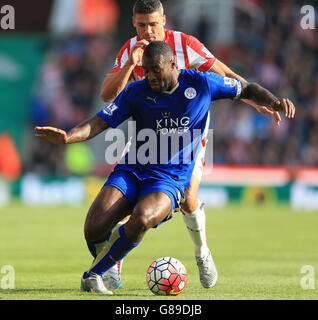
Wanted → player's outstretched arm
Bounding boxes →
[239,82,296,119]
[34,115,109,144]
[211,59,281,126]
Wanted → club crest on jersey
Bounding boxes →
[102,103,118,116]
[184,87,197,99]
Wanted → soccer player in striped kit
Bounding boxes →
[98,0,281,290]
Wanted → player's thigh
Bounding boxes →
[183,150,205,207]
[84,185,131,240]
[185,121,207,202]
[181,175,201,212]
[186,175,201,196]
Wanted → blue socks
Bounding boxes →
[85,225,140,277]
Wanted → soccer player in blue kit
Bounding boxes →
[35,41,295,294]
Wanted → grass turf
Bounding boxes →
[0,203,317,300]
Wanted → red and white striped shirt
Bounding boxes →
[109,29,217,81]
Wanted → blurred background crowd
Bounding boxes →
[1,0,317,179]
[211,0,318,167]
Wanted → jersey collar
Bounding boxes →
[162,82,179,95]
[162,69,184,94]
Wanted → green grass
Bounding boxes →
[0,203,317,300]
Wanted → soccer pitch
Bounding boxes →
[0,203,317,300]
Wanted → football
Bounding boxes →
[146,257,188,296]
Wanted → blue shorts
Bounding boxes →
[104,169,181,226]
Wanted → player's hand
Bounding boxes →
[34,126,68,144]
[256,106,282,127]
[128,39,149,66]
[271,98,296,119]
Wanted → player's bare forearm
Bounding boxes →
[211,61,263,109]
[240,82,295,118]
[35,115,109,145]
[100,63,135,102]
[66,115,109,143]
[240,82,278,108]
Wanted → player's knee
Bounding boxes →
[181,193,198,213]
[131,213,151,233]
[125,210,152,242]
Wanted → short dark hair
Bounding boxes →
[133,0,164,16]
[143,41,174,62]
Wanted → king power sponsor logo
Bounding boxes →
[104,120,213,165]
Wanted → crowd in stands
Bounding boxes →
[210,0,318,167]
[27,0,318,175]
[27,34,114,175]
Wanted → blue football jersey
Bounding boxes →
[97,69,241,195]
